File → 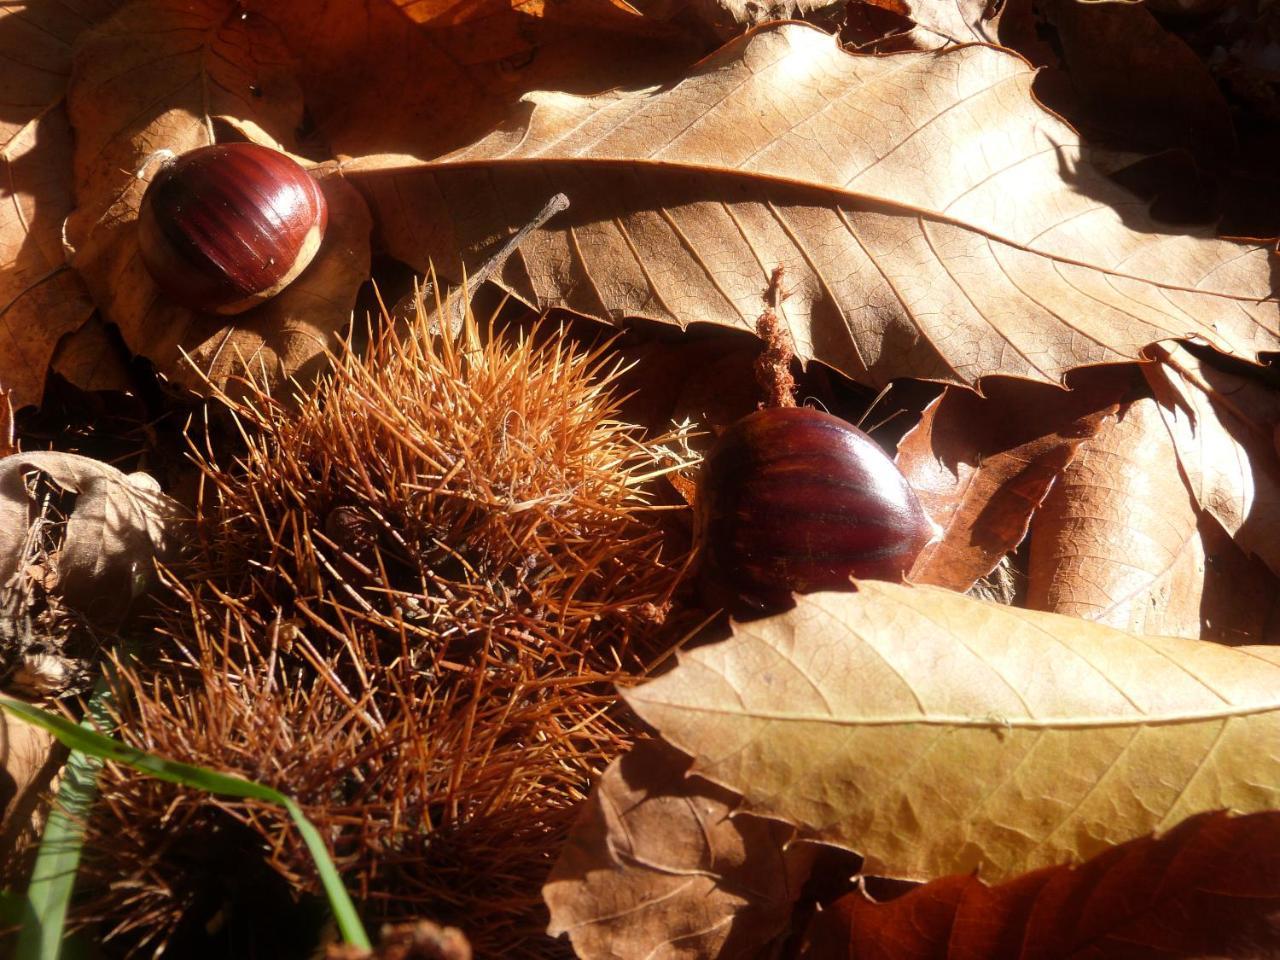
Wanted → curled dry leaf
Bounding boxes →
[62,0,371,394]
[544,739,815,960]
[0,1,123,409]
[896,366,1133,592]
[344,22,1280,390]
[806,810,1280,960]
[624,583,1280,883]
[0,451,182,626]
[1145,343,1280,582]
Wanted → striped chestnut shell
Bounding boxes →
[696,406,933,614]
[137,143,327,315]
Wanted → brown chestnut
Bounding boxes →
[696,406,933,614]
[136,143,327,315]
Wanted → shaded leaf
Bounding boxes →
[624,582,1280,883]
[1038,0,1235,164]
[1145,343,1280,582]
[544,739,815,959]
[0,709,60,869]
[897,367,1133,592]
[50,317,134,395]
[254,0,697,162]
[0,2,123,409]
[345,23,1280,390]
[807,810,1280,960]
[62,0,372,394]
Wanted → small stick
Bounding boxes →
[448,193,570,329]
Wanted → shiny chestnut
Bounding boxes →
[696,407,933,614]
[137,143,327,315]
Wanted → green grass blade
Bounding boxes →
[13,681,113,960]
[0,694,371,951]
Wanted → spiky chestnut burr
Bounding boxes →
[696,406,933,614]
[76,299,693,957]
[137,143,327,315]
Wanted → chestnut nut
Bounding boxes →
[696,406,934,614]
[136,142,328,315]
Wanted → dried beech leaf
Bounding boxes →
[897,367,1132,592]
[343,23,1280,389]
[544,739,815,959]
[806,810,1280,960]
[62,0,371,393]
[1145,344,1280,581]
[0,452,183,624]
[0,2,122,409]
[624,583,1280,883]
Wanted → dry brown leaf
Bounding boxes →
[1027,396,1200,637]
[544,739,815,959]
[806,810,1280,960]
[0,2,123,409]
[0,452,183,625]
[624,582,1280,883]
[1145,343,1280,582]
[343,23,1280,390]
[61,0,371,394]
[897,367,1133,592]
[1028,387,1280,643]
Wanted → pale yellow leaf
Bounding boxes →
[343,22,1280,389]
[624,582,1280,883]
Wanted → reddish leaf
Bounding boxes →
[808,811,1280,959]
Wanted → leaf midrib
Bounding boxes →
[624,695,1280,728]
[346,155,1277,307]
